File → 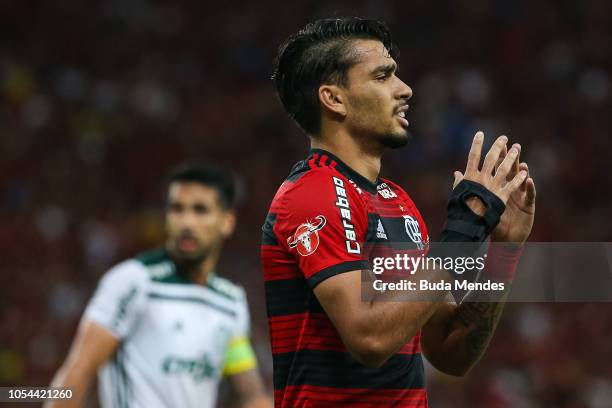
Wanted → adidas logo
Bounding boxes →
[376,219,388,240]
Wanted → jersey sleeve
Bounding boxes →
[83,260,149,339]
[222,290,257,376]
[275,170,370,287]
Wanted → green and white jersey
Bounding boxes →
[84,249,257,408]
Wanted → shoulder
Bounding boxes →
[88,258,150,310]
[380,177,419,206]
[207,275,246,304]
[133,248,178,282]
[275,165,365,210]
[379,177,408,195]
[103,258,150,285]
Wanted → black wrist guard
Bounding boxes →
[429,180,506,259]
[441,179,505,243]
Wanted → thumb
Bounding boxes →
[452,171,463,189]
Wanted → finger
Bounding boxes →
[493,144,507,176]
[508,144,521,181]
[495,146,520,183]
[503,170,528,196]
[525,177,536,205]
[452,171,463,189]
[518,162,529,190]
[482,135,508,175]
[466,131,484,175]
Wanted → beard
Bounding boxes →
[167,238,209,269]
[172,248,207,267]
[346,96,412,150]
[378,129,411,149]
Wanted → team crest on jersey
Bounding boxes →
[403,215,424,250]
[287,215,327,256]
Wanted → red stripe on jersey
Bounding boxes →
[269,313,421,355]
[370,206,418,217]
[309,154,319,168]
[275,385,427,407]
[399,331,422,354]
[261,246,300,281]
[320,154,328,166]
[269,313,346,353]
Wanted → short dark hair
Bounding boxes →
[165,161,237,209]
[271,17,398,135]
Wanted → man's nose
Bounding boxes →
[177,211,197,227]
[398,80,413,100]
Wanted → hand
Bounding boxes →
[452,131,528,216]
[489,143,536,244]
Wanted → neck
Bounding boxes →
[189,253,218,285]
[311,127,382,183]
[168,246,220,286]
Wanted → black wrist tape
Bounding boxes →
[429,180,506,259]
[442,179,505,242]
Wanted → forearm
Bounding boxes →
[243,395,273,408]
[44,362,95,408]
[438,288,510,375]
[229,369,272,408]
[349,266,452,365]
[45,320,119,408]
[423,243,522,375]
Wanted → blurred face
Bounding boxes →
[165,182,235,265]
[342,39,413,148]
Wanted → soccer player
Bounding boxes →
[261,18,536,407]
[47,162,271,408]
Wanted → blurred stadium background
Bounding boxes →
[1,0,612,406]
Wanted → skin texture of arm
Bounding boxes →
[228,369,273,408]
[313,267,451,368]
[421,291,510,376]
[44,320,120,408]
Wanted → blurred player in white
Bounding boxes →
[47,162,271,408]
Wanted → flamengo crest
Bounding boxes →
[287,216,327,256]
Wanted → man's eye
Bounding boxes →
[193,205,208,214]
[377,74,389,82]
[169,204,183,213]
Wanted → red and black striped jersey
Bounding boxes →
[261,149,430,407]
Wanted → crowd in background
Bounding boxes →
[1,0,611,406]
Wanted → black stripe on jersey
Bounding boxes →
[265,278,324,317]
[273,349,425,390]
[262,212,278,246]
[307,260,370,288]
[365,213,379,243]
[148,292,237,318]
[364,213,425,249]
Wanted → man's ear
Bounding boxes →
[221,211,236,238]
[318,84,347,117]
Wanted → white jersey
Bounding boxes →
[84,249,253,408]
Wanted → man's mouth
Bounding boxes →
[395,105,409,127]
[178,237,199,251]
